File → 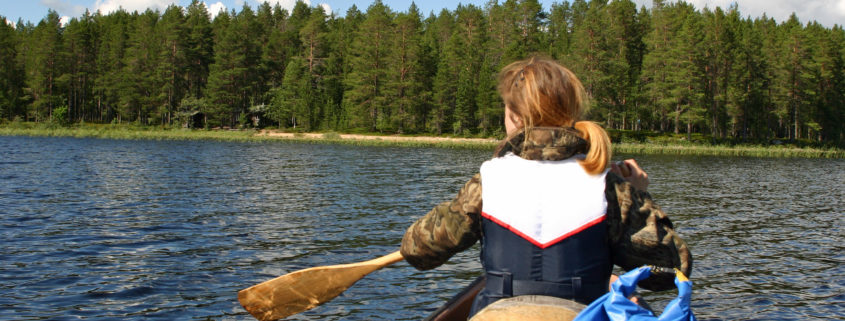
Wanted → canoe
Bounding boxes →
[423,276,485,321]
[423,276,587,321]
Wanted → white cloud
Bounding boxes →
[206,1,226,19]
[632,0,844,27]
[6,18,15,29]
[319,3,331,14]
[93,0,177,15]
[59,15,70,26]
[262,0,310,12]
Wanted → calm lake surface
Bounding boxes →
[0,135,842,320]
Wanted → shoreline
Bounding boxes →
[255,129,501,144]
[1,124,842,158]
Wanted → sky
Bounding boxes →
[1,0,844,29]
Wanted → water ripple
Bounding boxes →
[0,136,842,320]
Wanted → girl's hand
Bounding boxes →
[611,159,649,192]
[608,274,648,308]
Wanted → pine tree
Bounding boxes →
[757,14,782,140]
[206,5,262,127]
[804,22,844,142]
[345,0,393,131]
[450,4,487,134]
[300,5,327,74]
[156,4,188,125]
[510,0,544,59]
[485,0,521,66]
[475,56,502,135]
[429,12,460,135]
[322,5,364,130]
[726,17,768,141]
[672,8,706,139]
[27,10,64,122]
[184,0,213,99]
[388,2,425,133]
[547,2,572,60]
[701,6,738,139]
[0,16,25,120]
[120,9,161,124]
[641,1,697,132]
[600,0,643,130]
[568,0,614,124]
[269,57,312,129]
[63,10,99,123]
[777,13,812,140]
[299,5,329,129]
[93,9,131,122]
[205,10,235,126]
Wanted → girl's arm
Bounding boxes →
[605,172,693,291]
[400,174,483,270]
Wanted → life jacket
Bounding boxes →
[470,153,613,317]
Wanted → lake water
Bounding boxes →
[0,136,842,320]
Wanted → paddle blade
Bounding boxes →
[238,251,403,321]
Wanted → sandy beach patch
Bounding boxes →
[256,130,500,144]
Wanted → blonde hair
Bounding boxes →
[498,56,611,175]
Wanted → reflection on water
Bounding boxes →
[0,136,842,320]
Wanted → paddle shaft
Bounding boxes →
[239,251,404,321]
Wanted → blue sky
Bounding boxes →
[2,0,843,28]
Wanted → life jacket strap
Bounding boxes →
[485,270,600,299]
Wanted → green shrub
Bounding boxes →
[52,105,69,126]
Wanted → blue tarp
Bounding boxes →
[573,266,696,321]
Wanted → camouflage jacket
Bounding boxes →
[399,127,692,291]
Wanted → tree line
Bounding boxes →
[0,0,843,145]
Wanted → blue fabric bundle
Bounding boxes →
[573,266,696,321]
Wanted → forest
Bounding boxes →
[0,0,843,145]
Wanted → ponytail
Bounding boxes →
[574,121,611,175]
[499,56,611,175]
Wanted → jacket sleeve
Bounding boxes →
[400,173,483,270]
[605,172,693,291]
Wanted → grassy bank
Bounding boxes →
[1,122,842,158]
[0,122,498,149]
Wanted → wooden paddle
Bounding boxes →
[238,250,405,321]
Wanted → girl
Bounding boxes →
[400,57,692,317]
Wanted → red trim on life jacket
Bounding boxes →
[481,211,606,249]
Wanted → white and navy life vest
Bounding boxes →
[470,153,613,316]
